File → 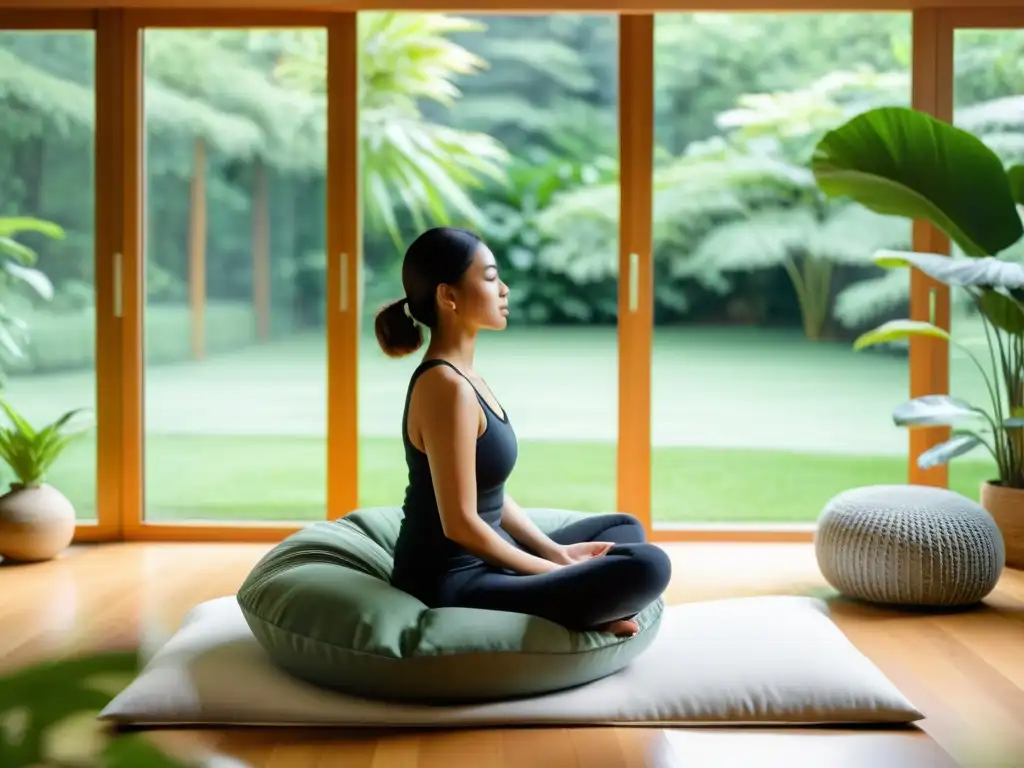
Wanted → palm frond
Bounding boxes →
[361,116,507,243]
[810,204,911,264]
[675,201,909,284]
[538,219,618,282]
[358,13,487,108]
[717,67,909,144]
[832,268,911,329]
[676,207,817,280]
[537,152,815,241]
[263,17,508,242]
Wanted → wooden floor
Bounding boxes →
[3,541,1024,768]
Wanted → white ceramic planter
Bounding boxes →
[0,483,76,562]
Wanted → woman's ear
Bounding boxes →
[435,284,458,314]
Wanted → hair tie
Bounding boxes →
[402,299,420,326]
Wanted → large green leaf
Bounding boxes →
[0,325,24,360]
[917,434,986,469]
[1008,165,1024,206]
[0,237,36,266]
[979,289,1024,334]
[872,249,1024,289]
[0,217,65,240]
[3,262,54,300]
[812,106,1023,256]
[853,318,950,351]
[892,395,982,427]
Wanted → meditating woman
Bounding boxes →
[376,226,672,637]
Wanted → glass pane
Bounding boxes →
[948,29,1024,500]
[141,28,327,522]
[358,14,619,513]
[0,31,97,522]
[651,13,912,526]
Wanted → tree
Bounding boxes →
[436,14,618,158]
[1,18,511,263]
[678,202,908,340]
[531,66,910,329]
[252,15,509,246]
[671,68,910,339]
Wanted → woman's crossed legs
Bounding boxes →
[444,513,672,633]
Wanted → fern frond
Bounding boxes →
[673,207,816,281]
[811,205,912,264]
[832,269,910,329]
[0,400,92,486]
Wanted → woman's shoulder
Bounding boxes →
[411,359,476,404]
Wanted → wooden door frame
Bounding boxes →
[6,1,1024,12]
[114,10,348,541]
[8,2,1010,543]
[0,9,122,542]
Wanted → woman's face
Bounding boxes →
[441,243,510,332]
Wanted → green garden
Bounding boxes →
[1,14,1019,525]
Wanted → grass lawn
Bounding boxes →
[49,434,996,526]
[12,322,1000,526]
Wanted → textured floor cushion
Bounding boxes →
[816,485,1005,606]
[234,507,663,703]
[98,594,923,727]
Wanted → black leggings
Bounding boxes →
[439,513,672,632]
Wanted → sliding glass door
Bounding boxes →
[647,11,914,530]
[355,13,623,517]
[0,19,99,526]
[138,24,330,524]
[14,5,999,540]
[946,18,1024,498]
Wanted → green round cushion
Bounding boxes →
[237,506,665,703]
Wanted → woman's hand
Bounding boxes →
[496,494,613,570]
[553,541,614,565]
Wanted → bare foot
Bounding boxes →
[598,618,639,637]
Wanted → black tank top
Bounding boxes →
[389,359,519,604]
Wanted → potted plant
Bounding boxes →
[810,105,1024,567]
[0,398,92,563]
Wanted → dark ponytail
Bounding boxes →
[375,298,423,358]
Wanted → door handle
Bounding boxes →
[113,252,123,318]
[628,252,639,313]
[339,252,348,313]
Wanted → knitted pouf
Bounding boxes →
[815,485,1005,607]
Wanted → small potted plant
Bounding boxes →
[809,105,1024,567]
[0,398,92,562]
